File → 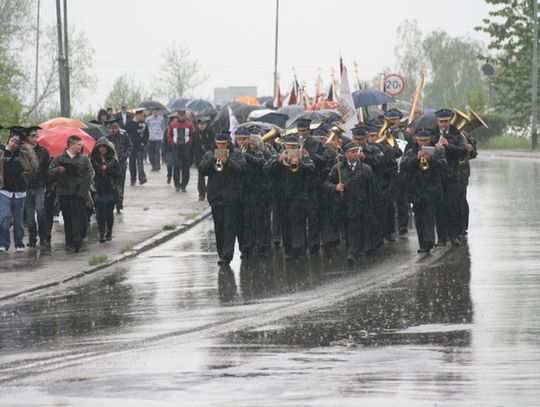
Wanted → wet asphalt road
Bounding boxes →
[0,156,539,406]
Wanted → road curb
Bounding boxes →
[0,209,211,303]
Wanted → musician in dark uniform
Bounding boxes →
[457,132,478,236]
[400,128,447,253]
[351,125,384,254]
[385,109,413,235]
[326,142,373,265]
[296,118,330,255]
[264,131,283,248]
[431,109,468,246]
[264,134,315,260]
[125,108,149,186]
[235,129,265,259]
[192,117,214,201]
[199,133,246,265]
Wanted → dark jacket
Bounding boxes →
[91,138,121,196]
[27,143,50,189]
[325,160,373,219]
[0,144,39,192]
[263,151,315,201]
[115,111,134,129]
[199,144,247,206]
[432,125,468,183]
[107,129,133,163]
[48,150,95,199]
[399,144,447,204]
[125,120,149,153]
[192,128,214,165]
[237,145,265,204]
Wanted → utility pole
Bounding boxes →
[273,0,279,100]
[55,0,66,117]
[63,0,71,117]
[33,0,40,120]
[532,0,538,150]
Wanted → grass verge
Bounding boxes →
[88,255,108,266]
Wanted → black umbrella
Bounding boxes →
[352,89,395,108]
[234,104,265,122]
[237,121,274,132]
[83,122,109,140]
[137,100,169,115]
[277,105,305,118]
[186,98,216,114]
[168,97,191,111]
[409,113,438,131]
[286,109,340,128]
[250,110,288,128]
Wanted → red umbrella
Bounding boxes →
[37,127,96,157]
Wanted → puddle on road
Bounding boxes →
[226,248,473,348]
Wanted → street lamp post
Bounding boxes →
[532,0,538,150]
[273,0,279,100]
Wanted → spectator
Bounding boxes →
[107,121,132,213]
[115,105,133,129]
[145,107,166,171]
[125,108,149,186]
[166,110,195,192]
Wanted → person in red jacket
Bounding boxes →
[167,110,195,192]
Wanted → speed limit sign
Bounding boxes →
[384,74,406,97]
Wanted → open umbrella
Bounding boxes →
[277,105,305,118]
[37,127,96,157]
[186,98,216,113]
[39,117,87,130]
[249,109,289,128]
[83,122,110,140]
[236,95,260,105]
[137,100,169,115]
[234,104,265,122]
[286,109,340,128]
[409,113,438,131]
[352,89,395,108]
[237,121,275,132]
[168,97,191,111]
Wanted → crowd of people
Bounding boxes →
[0,105,477,266]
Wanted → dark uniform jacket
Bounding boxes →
[432,125,468,183]
[326,160,373,218]
[238,145,265,205]
[199,145,246,206]
[399,144,448,204]
[192,129,214,166]
[263,152,315,201]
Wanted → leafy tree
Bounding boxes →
[393,20,488,111]
[475,0,536,127]
[104,74,152,110]
[155,44,208,102]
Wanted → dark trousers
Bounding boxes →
[148,140,161,170]
[116,161,127,209]
[397,194,410,230]
[238,201,256,255]
[255,201,272,249]
[458,180,470,234]
[25,187,47,244]
[43,189,56,243]
[95,202,115,236]
[129,150,146,183]
[345,215,366,259]
[436,180,462,242]
[306,194,321,249]
[59,195,87,249]
[197,169,207,198]
[413,202,436,250]
[386,200,396,236]
[320,204,340,245]
[278,199,306,256]
[271,202,281,243]
[211,204,238,262]
[173,155,190,189]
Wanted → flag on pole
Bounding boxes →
[283,77,298,106]
[273,75,282,108]
[407,72,426,124]
[228,105,239,142]
[337,57,359,132]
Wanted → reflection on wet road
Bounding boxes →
[1,156,539,406]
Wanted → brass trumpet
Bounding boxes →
[420,155,429,171]
[214,149,229,172]
[283,149,301,172]
[375,118,396,147]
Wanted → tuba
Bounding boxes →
[261,126,281,144]
[375,118,396,147]
[214,149,229,172]
[451,108,487,165]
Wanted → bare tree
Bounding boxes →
[104,74,152,110]
[24,24,96,118]
[155,44,208,101]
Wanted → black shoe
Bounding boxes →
[273,239,281,248]
[40,239,51,248]
[65,245,73,252]
[347,256,355,266]
[181,187,186,192]
[27,241,36,247]
[385,234,395,242]
[198,195,205,201]
[451,238,461,247]
[106,231,112,241]
[399,228,408,235]
[99,233,106,243]
[139,178,147,185]
[436,239,447,247]
[130,180,136,186]
[116,208,122,214]
[309,245,320,255]
[73,246,80,253]
[175,187,181,192]
[166,176,172,184]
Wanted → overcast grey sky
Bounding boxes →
[39,0,492,110]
